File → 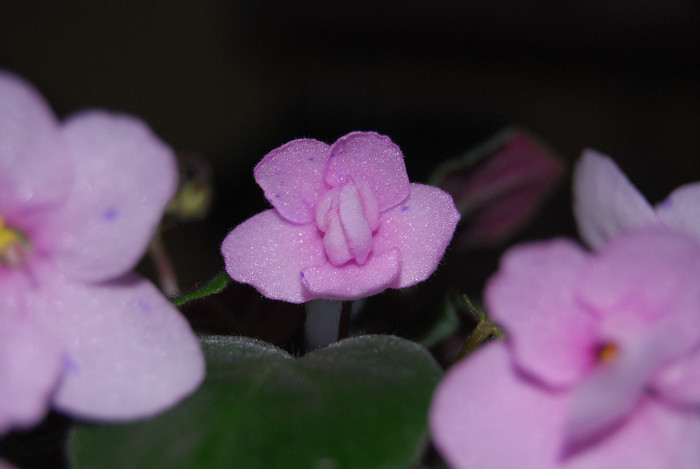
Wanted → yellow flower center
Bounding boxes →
[0,217,29,267]
[597,342,619,364]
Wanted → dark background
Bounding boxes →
[2,0,700,291]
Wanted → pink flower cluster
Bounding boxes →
[0,71,203,440]
[222,132,460,303]
[430,151,700,468]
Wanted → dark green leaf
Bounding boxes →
[70,335,442,469]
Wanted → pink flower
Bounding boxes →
[574,149,700,249]
[430,229,700,468]
[0,71,204,436]
[221,132,460,302]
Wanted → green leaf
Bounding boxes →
[172,271,230,307]
[69,335,442,469]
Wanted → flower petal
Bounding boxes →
[485,239,597,386]
[566,398,700,469]
[656,182,700,244]
[564,332,667,450]
[221,209,326,303]
[300,249,400,300]
[26,268,204,421]
[430,342,568,469]
[652,347,700,407]
[254,139,331,223]
[0,71,71,219]
[573,150,658,249]
[0,311,62,433]
[325,132,409,211]
[372,184,460,288]
[579,229,700,354]
[46,111,177,282]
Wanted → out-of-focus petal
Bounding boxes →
[26,268,204,421]
[430,342,567,469]
[0,458,18,469]
[566,398,700,469]
[0,311,62,433]
[573,150,658,249]
[325,132,409,211]
[254,139,331,224]
[652,347,700,407]
[579,229,700,354]
[372,184,459,288]
[656,182,700,244]
[301,249,400,300]
[564,332,667,449]
[222,209,326,303]
[486,239,597,386]
[45,111,177,283]
[0,71,71,219]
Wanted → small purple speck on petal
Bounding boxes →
[274,193,281,199]
[103,207,118,221]
[308,157,315,162]
[65,356,80,375]
[400,205,409,212]
[300,271,305,278]
[136,298,152,313]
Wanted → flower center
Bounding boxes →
[315,179,380,266]
[0,217,30,268]
[596,342,619,364]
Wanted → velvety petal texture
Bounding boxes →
[0,71,203,435]
[430,229,700,468]
[222,132,459,302]
[222,209,326,303]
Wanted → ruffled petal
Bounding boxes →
[221,209,326,303]
[301,249,400,300]
[485,239,597,386]
[656,182,700,244]
[254,139,331,223]
[26,267,204,421]
[430,342,568,469]
[0,312,63,433]
[46,111,177,283]
[338,183,372,264]
[372,184,460,288]
[566,398,700,469]
[573,150,658,249]
[0,71,71,219]
[325,132,409,211]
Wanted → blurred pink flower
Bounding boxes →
[221,131,460,302]
[433,129,564,247]
[574,149,700,249]
[430,229,700,468]
[0,71,204,436]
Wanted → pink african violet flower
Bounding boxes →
[221,131,460,302]
[0,71,204,437]
[574,149,700,249]
[430,228,700,468]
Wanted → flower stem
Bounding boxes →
[455,296,504,362]
[148,228,180,298]
[338,301,352,341]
